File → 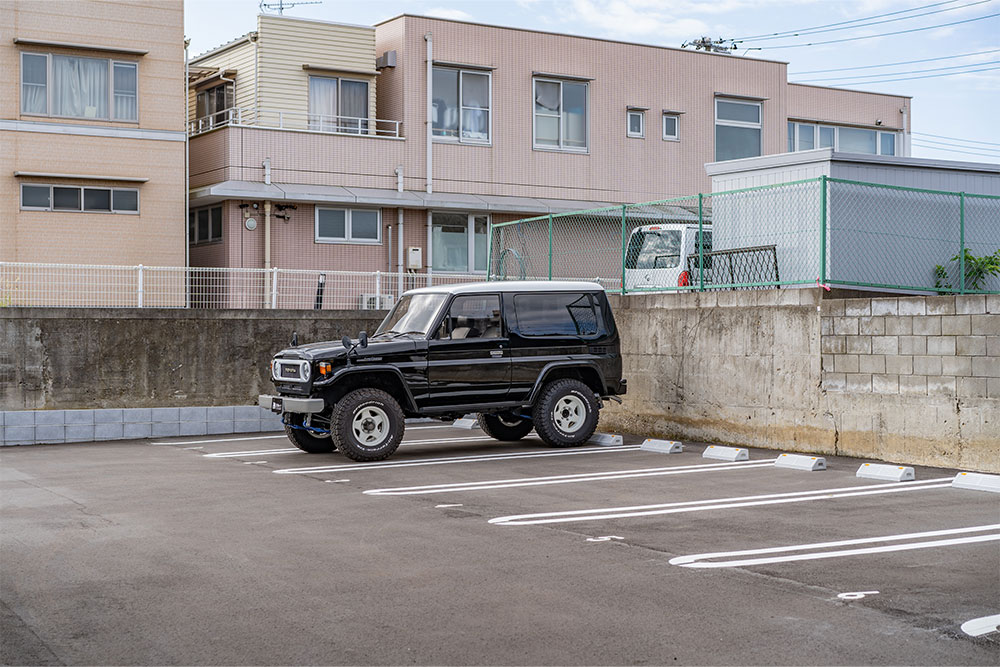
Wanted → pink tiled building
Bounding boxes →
[187,14,910,285]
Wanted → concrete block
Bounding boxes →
[899,375,928,396]
[822,373,846,392]
[988,336,1000,357]
[857,463,914,481]
[871,336,898,355]
[927,376,956,396]
[912,316,941,336]
[913,356,943,376]
[206,421,235,435]
[64,425,95,443]
[640,439,684,453]
[859,317,885,336]
[95,423,125,440]
[123,408,151,424]
[34,411,65,425]
[703,445,748,461]
[34,425,65,443]
[233,420,261,433]
[898,336,927,355]
[941,315,972,336]
[64,410,94,425]
[123,423,152,439]
[942,356,972,376]
[859,355,885,374]
[885,355,913,375]
[821,336,846,354]
[152,422,181,437]
[798,289,820,306]
[957,377,989,399]
[821,300,845,316]
[987,294,999,313]
[820,317,833,336]
[972,356,1000,378]
[872,374,899,394]
[233,406,260,421]
[834,354,860,374]
[179,421,209,436]
[971,314,1000,335]
[5,411,35,427]
[3,426,34,445]
[94,409,123,423]
[924,296,956,315]
[151,408,180,423]
[926,336,956,356]
[261,416,284,432]
[845,300,871,317]
[207,406,234,421]
[897,297,926,316]
[846,336,872,354]
[775,453,826,471]
[956,336,987,356]
[845,374,872,393]
[179,407,208,422]
[989,378,1000,399]
[821,354,835,371]
[951,472,1000,493]
[955,295,987,315]
[870,298,897,316]
[589,433,623,447]
[884,316,912,335]
[833,317,859,335]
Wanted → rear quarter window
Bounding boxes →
[513,292,604,336]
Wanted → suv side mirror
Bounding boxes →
[359,331,368,348]
[342,335,352,349]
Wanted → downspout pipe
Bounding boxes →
[424,32,433,195]
[184,38,190,304]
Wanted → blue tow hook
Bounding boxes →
[281,415,331,435]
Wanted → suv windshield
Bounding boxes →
[375,293,448,337]
[626,229,682,270]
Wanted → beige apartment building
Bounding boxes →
[2,0,186,267]
[187,14,910,285]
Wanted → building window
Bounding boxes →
[20,52,138,121]
[787,121,897,156]
[715,98,761,162]
[195,83,233,127]
[432,68,491,143]
[432,212,489,273]
[189,206,223,244]
[627,110,644,138]
[533,78,588,152]
[662,114,679,141]
[21,183,139,213]
[308,76,369,133]
[315,207,380,244]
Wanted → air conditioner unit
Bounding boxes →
[359,294,395,310]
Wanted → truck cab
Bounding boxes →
[624,224,712,290]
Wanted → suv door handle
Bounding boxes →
[490,349,504,357]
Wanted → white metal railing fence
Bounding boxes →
[187,107,403,139]
[0,263,619,310]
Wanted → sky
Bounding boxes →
[184,0,1000,164]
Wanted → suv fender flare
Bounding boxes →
[527,361,608,405]
[326,366,420,412]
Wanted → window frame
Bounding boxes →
[314,207,382,245]
[432,67,493,145]
[20,183,140,214]
[511,291,604,339]
[307,75,370,133]
[189,205,223,245]
[662,113,679,141]
[788,121,899,156]
[431,212,490,275]
[20,51,139,123]
[532,77,590,154]
[626,109,645,139]
[714,98,762,162]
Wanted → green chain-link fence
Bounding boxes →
[488,176,1000,295]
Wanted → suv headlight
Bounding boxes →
[271,359,311,382]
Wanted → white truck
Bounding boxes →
[624,224,712,290]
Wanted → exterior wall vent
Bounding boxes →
[376,50,397,69]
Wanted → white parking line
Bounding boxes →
[488,479,953,526]
[273,445,643,474]
[152,422,464,447]
[668,524,1000,568]
[960,613,1000,637]
[202,435,496,458]
[364,459,778,495]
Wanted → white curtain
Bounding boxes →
[113,63,137,121]
[21,54,47,114]
[308,76,337,131]
[52,55,108,119]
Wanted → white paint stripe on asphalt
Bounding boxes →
[153,423,464,447]
[273,445,643,474]
[488,479,953,525]
[205,448,301,458]
[668,524,1000,568]
[960,613,1000,637]
[364,459,778,495]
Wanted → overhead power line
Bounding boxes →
[913,131,1000,146]
[732,0,964,40]
[743,12,1000,50]
[795,59,1000,82]
[790,48,1000,75]
[735,0,991,44]
[913,142,1000,159]
[914,137,1000,153]
[820,63,1000,85]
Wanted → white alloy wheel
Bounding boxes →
[352,405,389,447]
[552,394,586,434]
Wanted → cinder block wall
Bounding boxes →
[602,290,999,473]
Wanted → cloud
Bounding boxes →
[425,7,474,20]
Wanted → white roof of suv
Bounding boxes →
[404,280,605,296]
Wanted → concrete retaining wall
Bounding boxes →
[601,290,999,473]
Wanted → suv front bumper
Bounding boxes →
[258,394,325,414]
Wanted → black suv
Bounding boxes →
[258,281,626,461]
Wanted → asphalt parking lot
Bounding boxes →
[2,424,998,665]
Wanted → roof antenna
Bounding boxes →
[259,0,322,15]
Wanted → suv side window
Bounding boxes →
[435,294,502,340]
[513,292,603,336]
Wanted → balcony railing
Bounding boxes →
[187,108,403,139]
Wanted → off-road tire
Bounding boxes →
[331,388,405,462]
[532,378,599,447]
[478,412,534,441]
[284,415,336,454]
